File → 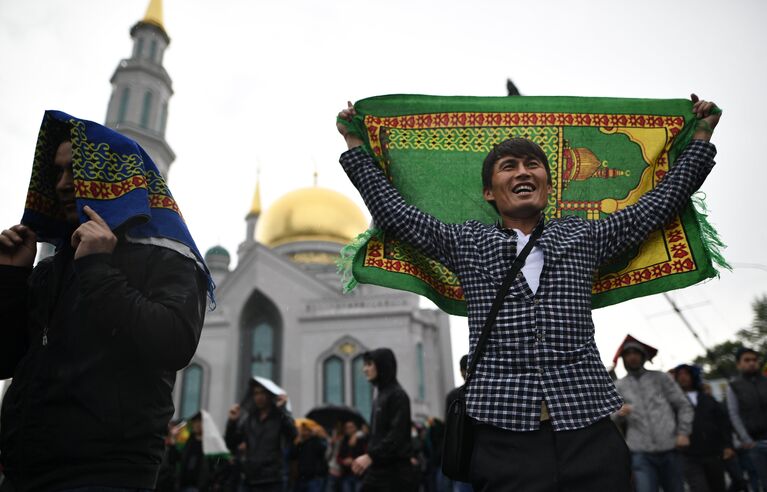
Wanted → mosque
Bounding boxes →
[104,0,456,427]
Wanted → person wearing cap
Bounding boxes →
[225,379,297,492]
[613,335,694,492]
[726,347,767,490]
[350,348,417,491]
[673,364,734,492]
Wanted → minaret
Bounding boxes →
[105,0,175,177]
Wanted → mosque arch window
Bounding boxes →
[180,363,203,418]
[416,342,426,400]
[240,291,282,389]
[352,354,373,421]
[316,338,373,421]
[117,87,130,124]
[160,102,168,135]
[250,322,275,379]
[323,356,344,405]
[140,91,153,129]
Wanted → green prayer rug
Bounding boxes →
[337,95,727,316]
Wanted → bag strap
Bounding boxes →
[464,219,545,387]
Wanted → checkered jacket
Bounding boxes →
[340,140,716,431]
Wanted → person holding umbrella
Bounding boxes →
[225,377,297,492]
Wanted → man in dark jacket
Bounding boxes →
[351,348,417,492]
[338,420,367,492]
[225,379,297,491]
[726,347,767,490]
[0,112,209,491]
[290,422,329,492]
[673,364,734,492]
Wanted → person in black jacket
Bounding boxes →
[351,349,417,492]
[225,379,297,492]
[673,364,735,492]
[179,413,223,492]
[0,112,209,491]
[338,420,367,492]
[290,423,329,492]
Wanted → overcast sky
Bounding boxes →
[1,0,766,382]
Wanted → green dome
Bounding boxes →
[205,245,230,259]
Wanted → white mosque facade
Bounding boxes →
[103,0,456,429]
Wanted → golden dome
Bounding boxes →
[256,187,369,248]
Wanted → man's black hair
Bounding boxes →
[459,355,468,373]
[735,347,759,362]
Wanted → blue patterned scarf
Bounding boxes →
[21,110,214,302]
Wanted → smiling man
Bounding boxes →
[337,95,721,491]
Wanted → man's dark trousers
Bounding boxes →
[683,455,726,492]
[469,417,631,491]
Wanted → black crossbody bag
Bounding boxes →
[441,221,544,482]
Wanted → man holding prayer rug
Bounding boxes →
[336,94,721,491]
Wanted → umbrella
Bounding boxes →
[306,405,367,432]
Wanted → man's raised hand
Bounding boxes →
[0,224,37,267]
[228,404,241,421]
[337,101,364,150]
[691,94,721,141]
[71,205,117,260]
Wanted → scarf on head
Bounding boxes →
[21,110,214,303]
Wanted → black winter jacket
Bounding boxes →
[0,242,207,491]
[363,349,416,489]
[684,391,733,459]
[289,435,328,480]
[225,405,297,485]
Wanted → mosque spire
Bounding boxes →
[244,170,262,247]
[142,0,165,32]
[104,0,174,177]
[248,171,262,218]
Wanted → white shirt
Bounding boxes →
[513,228,544,294]
[686,391,698,407]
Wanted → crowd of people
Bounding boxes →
[612,338,767,492]
[5,96,766,492]
[151,348,459,492]
[149,341,767,492]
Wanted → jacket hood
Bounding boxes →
[672,363,703,391]
[364,348,397,387]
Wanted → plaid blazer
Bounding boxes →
[341,140,716,431]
